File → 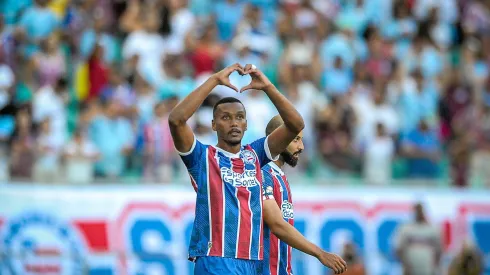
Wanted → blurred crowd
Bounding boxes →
[1,0,490,186]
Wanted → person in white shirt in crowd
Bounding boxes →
[33,118,61,183]
[63,127,99,184]
[32,77,68,149]
[353,84,399,150]
[0,52,14,110]
[394,203,442,275]
[363,123,394,185]
[121,1,166,81]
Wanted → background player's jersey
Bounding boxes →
[179,136,276,261]
[262,162,294,275]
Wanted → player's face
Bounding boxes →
[281,131,304,167]
[212,103,247,146]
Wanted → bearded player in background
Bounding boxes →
[262,115,347,275]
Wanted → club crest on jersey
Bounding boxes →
[241,150,256,165]
[221,167,259,187]
[281,201,294,219]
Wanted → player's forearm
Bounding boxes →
[271,220,322,259]
[263,85,305,133]
[168,77,218,126]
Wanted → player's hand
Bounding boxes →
[212,63,245,93]
[240,64,273,93]
[317,251,347,274]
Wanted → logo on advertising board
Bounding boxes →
[1,212,84,275]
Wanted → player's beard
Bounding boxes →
[280,151,299,167]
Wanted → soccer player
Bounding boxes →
[262,115,347,275]
[168,63,345,275]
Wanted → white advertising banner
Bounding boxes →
[0,184,489,275]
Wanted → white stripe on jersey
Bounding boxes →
[232,160,241,258]
[248,186,253,259]
[206,148,212,256]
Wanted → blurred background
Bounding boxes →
[0,0,489,274]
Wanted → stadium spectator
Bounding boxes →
[394,203,442,275]
[10,107,35,180]
[143,99,177,183]
[63,127,99,185]
[340,242,366,275]
[33,118,61,183]
[88,99,134,179]
[400,119,441,179]
[364,123,394,185]
[448,239,484,275]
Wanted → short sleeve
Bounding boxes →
[262,168,275,201]
[249,136,278,168]
[177,136,206,169]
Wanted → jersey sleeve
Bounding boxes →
[262,168,275,201]
[176,136,206,170]
[249,136,279,168]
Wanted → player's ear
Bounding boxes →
[244,119,247,131]
[212,119,216,131]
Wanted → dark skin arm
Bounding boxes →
[263,200,347,274]
[168,63,244,153]
[241,65,305,158]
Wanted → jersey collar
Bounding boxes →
[269,162,285,176]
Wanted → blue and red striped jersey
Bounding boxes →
[262,162,294,275]
[179,136,276,261]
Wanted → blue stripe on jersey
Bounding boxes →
[262,225,272,275]
[249,183,262,259]
[188,148,210,256]
[276,175,290,274]
[220,151,240,257]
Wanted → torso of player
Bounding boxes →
[262,162,294,275]
[182,138,272,261]
[266,163,294,223]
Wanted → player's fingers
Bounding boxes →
[335,263,343,274]
[227,63,241,76]
[223,80,239,93]
[339,257,347,267]
[244,64,253,73]
[331,265,340,274]
[240,84,253,93]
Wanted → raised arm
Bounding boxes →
[263,200,347,274]
[168,64,243,153]
[240,65,305,158]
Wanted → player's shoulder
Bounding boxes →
[261,162,274,174]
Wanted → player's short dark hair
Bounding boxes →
[265,115,284,136]
[212,97,245,117]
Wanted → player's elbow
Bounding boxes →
[286,116,305,134]
[168,111,186,127]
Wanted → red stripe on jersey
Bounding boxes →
[245,144,264,259]
[236,187,252,258]
[207,147,224,256]
[231,156,252,258]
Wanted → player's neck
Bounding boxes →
[274,158,285,169]
[216,140,241,154]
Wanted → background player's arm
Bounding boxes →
[263,200,347,274]
[168,64,244,152]
[241,65,304,158]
